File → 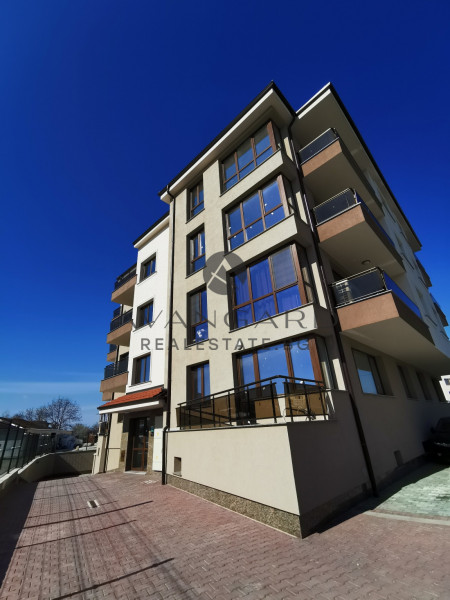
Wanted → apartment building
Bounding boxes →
[93,213,169,475]
[96,82,450,536]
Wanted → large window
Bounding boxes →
[238,336,332,393]
[137,301,154,328]
[353,349,385,394]
[222,122,277,191]
[141,256,156,281]
[189,181,204,219]
[226,176,290,250]
[231,245,314,328]
[189,228,205,274]
[188,288,208,343]
[134,353,151,384]
[189,362,210,402]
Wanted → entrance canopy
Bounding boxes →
[98,387,165,415]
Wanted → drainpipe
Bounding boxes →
[162,185,176,485]
[287,116,378,497]
[103,414,112,473]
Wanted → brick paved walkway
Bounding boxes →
[0,467,449,600]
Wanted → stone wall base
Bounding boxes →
[167,475,301,537]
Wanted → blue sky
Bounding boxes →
[0,0,449,424]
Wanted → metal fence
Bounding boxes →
[0,418,55,477]
[177,376,328,430]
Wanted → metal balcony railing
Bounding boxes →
[299,128,339,164]
[114,265,136,290]
[331,268,421,318]
[108,344,117,354]
[313,188,395,248]
[103,357,129,380]
[109,309,133,332]
[177,376,328,430]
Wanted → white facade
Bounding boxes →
[126,217,170,393]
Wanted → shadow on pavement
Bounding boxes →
[51,558,174,600]
[0,479,38,586]
[317,460,449,533]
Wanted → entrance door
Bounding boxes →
[130,417,149,471]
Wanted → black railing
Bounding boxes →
[299,128,339,164]
[416,258,432,287]
[108,344,117,354]
[177,376,328,430]
[331,268,421,318]
[103,357,129,380]
[114,265,136,290]
[0,418,55,477]
[313,188,395,248]
[112,307,121,319]
[109,309,133,332]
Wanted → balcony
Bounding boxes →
[331,269,449,375]
[106,309,133,346]
[100,357,128,394]
[416,258,432,287]
[106,344,117,362]
[111,264,137,306]
[313,189,404,277]
[431,294,448,327]
[299,129,383,218]
[177,376,329,430]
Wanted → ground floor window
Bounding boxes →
[353,349,385,394]
[237,336,333,393]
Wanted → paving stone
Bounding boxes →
[0,468,449,599]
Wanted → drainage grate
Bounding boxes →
[87,499,100,508]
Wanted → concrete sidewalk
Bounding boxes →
[0,467,449,600]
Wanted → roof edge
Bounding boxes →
[298,83,421,248]
[158,81,295,197]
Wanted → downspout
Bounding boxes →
[287,116,378,497]
[162,184,176,485]
[103,414,112,473]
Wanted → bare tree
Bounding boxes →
[45,398,81,429]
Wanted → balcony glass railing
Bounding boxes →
[299,128,339,164]
[109,309,133,332]
[114,265,136,290]
[177,375,328,430]
[313,188,395,248]
[331,268,421,318]
[103,356,129,380]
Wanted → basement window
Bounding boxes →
[174,457,182,476]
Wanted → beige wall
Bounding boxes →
[342,337,450,482]
[169,143,340,423]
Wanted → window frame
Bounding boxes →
[137,301,154,329]
[416,371,431,400]
[189,180,204,219]
[353,349,385,395]
[225,175,290,251]
[140,255,156,281]
[397,365,416,399]
[221,122,278,192]
[189,361,210,402]
[188,227,206,274]
[188,287,209,344]
[230,243,314,329]
[236,336,326,388]
[133,353,151,385]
